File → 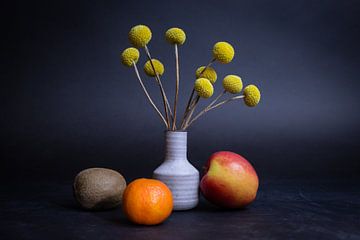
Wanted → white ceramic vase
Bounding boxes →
[153,131,199,210]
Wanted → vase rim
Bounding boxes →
[165,130,187,133]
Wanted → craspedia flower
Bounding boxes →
[144,59,165,77]
[195,66,217,84]
[165,27,186,45]
[128,25,152,48]
[120,47,140,67]
[243,84,261,107]
[212,41,235,64]
[222,75,243,94]
[194,78,214,98]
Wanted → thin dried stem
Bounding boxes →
[207,90,227,110]
[144,45,172,129]
[180,58,215,128]
[172,44,180,130]
[183,95,200,129]
[133,62,168,128]
[186,95,245,128]
[180,88,195,127]
[144,45,173,117]
[209,95,244,109]
[183,90,226,128]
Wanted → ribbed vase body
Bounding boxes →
[153,131,199,210]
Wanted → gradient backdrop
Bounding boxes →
[2,0,360,182]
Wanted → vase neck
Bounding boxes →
[164,131,187,161]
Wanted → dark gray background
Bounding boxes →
[2,0,360,182]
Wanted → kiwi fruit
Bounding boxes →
[73,168,126,210]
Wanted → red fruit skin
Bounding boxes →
[200,151,259,208]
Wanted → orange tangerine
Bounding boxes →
[122,178,173,225]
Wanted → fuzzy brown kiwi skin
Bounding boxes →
[73,168,127,210]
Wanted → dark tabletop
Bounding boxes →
[1,178,359,240]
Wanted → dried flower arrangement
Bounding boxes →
[120,25,261,130]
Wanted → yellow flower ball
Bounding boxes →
[195,66,217,84]
[194,78,214,98]
[128,25,152,48]
[165,27,186,45]
[212,41,235,64]
[120,47,140,67]
[222,75,243,94]
[243,84,261,107]
[144,59,165,77]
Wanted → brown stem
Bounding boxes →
[180,88,195,128]
[133,62,168,127]
[172,44,180,130]
[180,58,215,128]
[183,95,200,129]
[144,45,172,129]
[186,95,245,128]
[207,90,227,109]
[183,90,226,128]
[209,95,244,109]
[144,45,173,117]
